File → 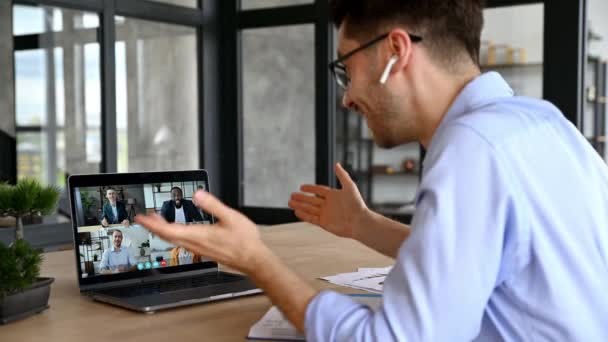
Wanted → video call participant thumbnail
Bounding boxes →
[160,187,203,223]
[100,188,130,227]
[99,230,138,274]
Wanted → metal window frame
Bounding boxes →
[12,0,207,179]
[224,0,335,224]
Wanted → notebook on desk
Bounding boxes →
[68,170,262,313]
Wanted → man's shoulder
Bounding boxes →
[443,97,561,149]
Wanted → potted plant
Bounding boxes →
[0,179,61,324]
[139,241,150,257]
[80,192,98,226]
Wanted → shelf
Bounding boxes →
[354,170,420,177]
[480,62,542,69]
[373,170,420,177]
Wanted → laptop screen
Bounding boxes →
[69,171,217,286]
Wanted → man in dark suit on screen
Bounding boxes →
[100,188,130,227]
[160,187,203,223]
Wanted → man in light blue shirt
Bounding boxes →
[99,230,138,274]
[136,0,608,340]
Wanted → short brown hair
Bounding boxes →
[330,0,485,67]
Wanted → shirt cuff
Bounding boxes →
[304,290,372,342]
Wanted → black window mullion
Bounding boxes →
[485,0,541,8]
[543,0,586,127]
[238,5,315,29]
[115,0,203,27]
[100,0,117,173]
[314,0,335,188]
[14,0,104,12]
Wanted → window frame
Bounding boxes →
[13,0,206,177]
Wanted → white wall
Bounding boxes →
[588,0,608,59]
[482,4,544,64]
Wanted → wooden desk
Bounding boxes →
[0,223,392,342]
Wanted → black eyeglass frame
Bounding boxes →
[329,32,423,89]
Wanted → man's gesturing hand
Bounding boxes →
[135,191,266,273]
[288,163,369,239]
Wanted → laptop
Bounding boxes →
[68,170,262,313]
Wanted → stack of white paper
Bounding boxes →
[247,295,382,341]
[319,266,393,294]
[247,306,305,341]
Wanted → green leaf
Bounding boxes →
[0,240,43,298]
[12,179,42,215]
[34,185,62,215]
[0,179,61,217]
[0,183,14,214]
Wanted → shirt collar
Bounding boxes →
[111,245,122,252]
[428,72,513,151]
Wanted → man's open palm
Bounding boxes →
[288,163,368,239]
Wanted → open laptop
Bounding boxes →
[68,170,262,313]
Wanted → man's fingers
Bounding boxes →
[300,184,331,198]
[335,163,356,189]
[288,200,321,216]
[294,210,320,226]
[135,214,184,241]
[135,214,216,254]
[290,192,324,206]
[193,191,237,223]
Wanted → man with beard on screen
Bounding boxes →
[160,187,203,224]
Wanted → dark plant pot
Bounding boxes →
[0,277,54,325]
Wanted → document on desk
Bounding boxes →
[247,294,382,341]
[319,266,393,294]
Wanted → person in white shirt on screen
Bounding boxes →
[99,230,138,274]
[160,187,203,223]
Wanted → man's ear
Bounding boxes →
[386,28,414,72]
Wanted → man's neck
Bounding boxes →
[414,63,480,148]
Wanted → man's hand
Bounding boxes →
[122,219,130,227]
[135,191,265,273]
[138,190,318,332]
[288,163,369,239]
[101,218,108,227]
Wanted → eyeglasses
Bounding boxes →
[329,32,423,90]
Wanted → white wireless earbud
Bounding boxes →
[379,55,399,85]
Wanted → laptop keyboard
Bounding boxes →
[99,273,243,298]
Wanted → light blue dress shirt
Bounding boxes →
[305,72,608,341]
[99,245,138,271]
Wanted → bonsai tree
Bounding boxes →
[0,179,61,241]
[0,239,42,298]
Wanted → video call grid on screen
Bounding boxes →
[74,181,211,278]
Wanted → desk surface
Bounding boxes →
[0,222,392,342]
